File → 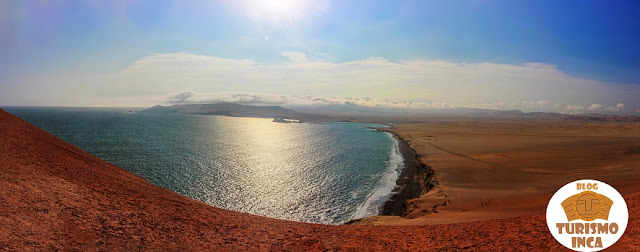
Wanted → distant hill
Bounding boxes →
[568,113,640,122]
[142,103,325,121]
[142,103,640,123]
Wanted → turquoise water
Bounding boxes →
[5,107,402,224]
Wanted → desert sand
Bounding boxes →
[360,118,640,226]
[1,109,639,250]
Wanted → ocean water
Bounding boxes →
[5,107,403,224]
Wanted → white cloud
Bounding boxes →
[281,51,309,63]
[563,105,586,113]
[563,103,628,114]
[602,103,625,112]
[521,100,550,108]
[587,104,604,111]
[167,91,451,109]
[3,51,640,113]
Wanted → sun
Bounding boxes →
[243,0,308,24]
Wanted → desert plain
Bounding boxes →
[362,118,640,226]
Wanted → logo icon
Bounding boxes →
[547,179,628,251]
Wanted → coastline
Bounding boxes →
[2,108,639,250]
[376,128,436,216]
[347,127,435,223]
[359,121,640,226]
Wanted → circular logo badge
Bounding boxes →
[546,179,628,251]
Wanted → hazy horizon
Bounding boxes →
[2,1,640,115]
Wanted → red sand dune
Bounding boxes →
[0,108,637,251]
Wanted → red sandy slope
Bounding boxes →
[0,109,637,251]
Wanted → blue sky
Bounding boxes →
[1,0,639,113]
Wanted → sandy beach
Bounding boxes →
[1,109,639,250]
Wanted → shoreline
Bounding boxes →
[350,131,405,220]
[378,128,436,216]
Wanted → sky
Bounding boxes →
[1,0,639,114]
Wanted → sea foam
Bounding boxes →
[351,132,404,220]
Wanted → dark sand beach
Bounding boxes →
[377,130,434,216]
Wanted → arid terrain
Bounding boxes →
[1,109,639,250]
[360,118,640,226]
